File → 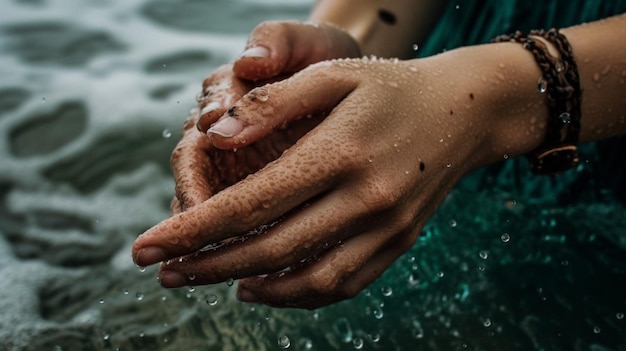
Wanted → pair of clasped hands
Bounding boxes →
[132,21,495,309]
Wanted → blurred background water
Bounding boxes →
[0,0,624,350]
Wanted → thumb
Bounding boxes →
[233,21,361,81]
[206,65,357,150]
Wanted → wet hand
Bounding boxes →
[170,20,361,212]
[133,55,503,309]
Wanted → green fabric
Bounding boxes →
[419,0,626,57]
[415,0,626,204]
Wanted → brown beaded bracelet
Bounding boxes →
[492,29,582,175]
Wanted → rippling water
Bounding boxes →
[1,1,625,350]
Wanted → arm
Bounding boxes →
[461,13,626,167]
[133,12,626,309]
[309,0,447,58]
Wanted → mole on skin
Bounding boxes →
[378,9,397,25]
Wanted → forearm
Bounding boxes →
[425,13,626,168]
[309,0,447,59]
[561,14,626,143]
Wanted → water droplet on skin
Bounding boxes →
[136,292,144,301]
[353,338,364,349]
[449,219,457,227]
[479,250,489,260]
[206,294,218,306]
[249,87,270,102]
[138,266,146,272]
[593,326,601,334]
[226,278,234,286]
[373,308,384,319]
[559,112,571,124]
[200,101,220,116]
[455,4,460,9]
[381,286,393,297]
[593,72,601,82]
[501,233,511,242]
[195,92,206,103]
[412,44,419,51]
[188,274,196,281]
[162,129,172,138]
[99,299,105,304]
[616,312,624,320]
[446,163,452,168]
[437,271,445,278]
[503,154,509,159]
[483,318,492,327]
[537,78,547,93]
[123,289,129,295]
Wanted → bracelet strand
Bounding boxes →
[492,29,582,175]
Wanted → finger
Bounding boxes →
[195,65,252,134]
[170,196,182,216]
[170,116,215,210]
[237,226,419,309]
[207,64,358,149]
[156,187,374,287]
[234,21,361,81]
[132,126,354,267]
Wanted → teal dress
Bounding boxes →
[418,0,626,204]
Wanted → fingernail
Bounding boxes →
[135,246,167,266]
[207,117,243,138]
[237,287,259,303]
[159,270,188,288]
[240,46,270,58]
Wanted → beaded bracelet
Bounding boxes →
[492,29,582,175]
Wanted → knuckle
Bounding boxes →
[391,210,417,233]
[355,179,404,214]
[306,271,342,296]
[251,20,287,41]
[256,242,293,269]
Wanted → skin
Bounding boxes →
[132,7,626,308]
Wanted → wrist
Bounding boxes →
[433,42,551,169]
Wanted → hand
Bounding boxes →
[169,20,361,212]
[133,51,515,309]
